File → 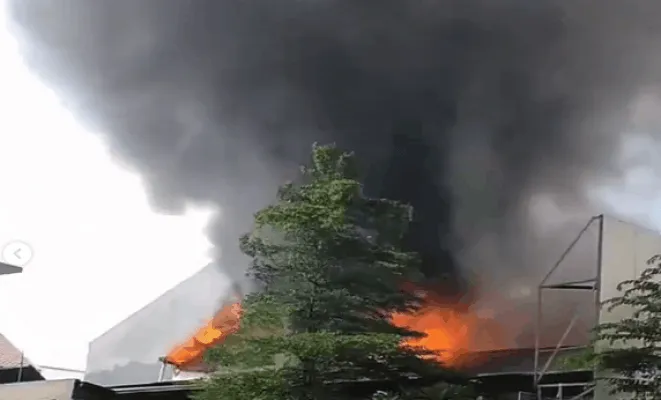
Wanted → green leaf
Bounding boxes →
[580,255,661,397]
[199,143,464,400]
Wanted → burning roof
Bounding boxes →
[165,302,241,369]
[164,284,533,373]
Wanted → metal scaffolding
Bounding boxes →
[533,215,604,399]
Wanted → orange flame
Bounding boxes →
[391,287,509,368]
[165,302,242,368]
[166,284,513,370]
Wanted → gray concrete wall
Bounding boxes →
[84,264,231,386]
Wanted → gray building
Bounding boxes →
[84,264,232,386]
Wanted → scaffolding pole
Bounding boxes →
[17,350,24,382]
[533,215,603,396]
[537,311,580,382]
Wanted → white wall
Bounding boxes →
[598,215,661,320]
[596,215,661,398]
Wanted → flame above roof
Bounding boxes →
[165,300,242,369]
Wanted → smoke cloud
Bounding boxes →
[7,1,661,317]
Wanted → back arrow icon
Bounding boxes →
[2,241,33,267]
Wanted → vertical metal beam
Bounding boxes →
[533,215,600,396]
[592,215,604,385]
[594,215,604,328]
[16,350,24,382]
[158,357,167,382]
[534,286,543,388]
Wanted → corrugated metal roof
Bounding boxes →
[0,334,32,370]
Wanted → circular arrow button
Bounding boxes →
[2,241,33,267]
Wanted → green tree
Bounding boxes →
[565,255,661,398]
[196,143,465,400]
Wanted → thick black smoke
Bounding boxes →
[7,1,661,304]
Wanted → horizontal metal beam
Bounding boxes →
[541,284,595,290]
[537,382,594,388]
[541,277,597,290]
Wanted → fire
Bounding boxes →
[165,302,242,368]
[391,287,509,368]
[166,285,512,371]
[392,306,475,365]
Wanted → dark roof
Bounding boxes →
[458,346,588,375]
[0,334,32,370]
[111,380,196,393]
[476,370,594,397]
[109,380,197,399]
